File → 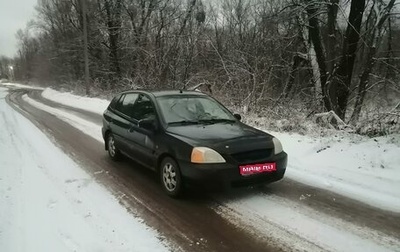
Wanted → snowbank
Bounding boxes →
[0,82,44,90]
[42,88,109,114]
[0,87,170,251]
[274,131,400,212]
[34,87,400,213]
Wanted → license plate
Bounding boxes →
[239,163,276,176]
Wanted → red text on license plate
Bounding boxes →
[239,163,276,176]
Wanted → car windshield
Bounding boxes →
[157,95,236,125]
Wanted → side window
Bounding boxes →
[109,94,122,110]
[118,93,139,116]
[131,94,156,121]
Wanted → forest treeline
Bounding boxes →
[1,0,399,125]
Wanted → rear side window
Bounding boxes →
[109,94,122,110]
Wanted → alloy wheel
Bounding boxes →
[163,163,177,192]
[108,135,116,157]
[107,134,121,161]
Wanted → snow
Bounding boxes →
[0,82,44,90]
[215,192,400,252]
[33,86,400,213]
[0,87,170,252]
[2,83,400,251]
[273,131,400,213]
[42,88,109,115]
[22,94,104,143]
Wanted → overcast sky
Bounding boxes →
[0,0,37,58]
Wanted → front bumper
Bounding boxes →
[178,152,287,189]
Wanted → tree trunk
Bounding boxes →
[326,0,339,75]
[350,47,376,124]
[305,1,330,110]
[81,0,90,95]
[284,54,306,98]
[125,0,157,79]
[105,0,122,80]
[329,0,366,120]
[349,0,396,124]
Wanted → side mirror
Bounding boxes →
[234,113,242,121]
[139,118,157,131]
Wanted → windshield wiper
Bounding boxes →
[198,118,236,124]
[168,120,200,125]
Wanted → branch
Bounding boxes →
[314,110,349,130]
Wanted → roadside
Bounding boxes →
[39,85,400,213]
[2,83,400,251]
[0,86,171,251]
[6,87,280,252]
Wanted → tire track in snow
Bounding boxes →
[12,88,400,252]
[214,191,400,252]
[2,88,172,252]
[8,88,279,252]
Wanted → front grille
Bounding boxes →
[230,149,273,163]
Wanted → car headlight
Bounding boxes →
[272,137,283,154]
[191,147,226,163]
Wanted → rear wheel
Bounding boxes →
[107,133,121,161]
[160,157,183,197]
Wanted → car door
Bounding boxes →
[109,93,139,154]
[125,94,158,169]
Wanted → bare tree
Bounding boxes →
[81,0,90,95]
[103,0,122,79]
[350,0,397,123]
[304,0,329,109]
[11,0,399,131]
[329,0,366,119]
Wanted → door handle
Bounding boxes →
[128,123,136,133]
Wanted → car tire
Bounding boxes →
[160,157,183,197]
[107,133,121,161]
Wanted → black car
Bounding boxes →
[102,90,287,197]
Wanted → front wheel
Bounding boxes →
[160,157,183,197]
[107,133,121,161]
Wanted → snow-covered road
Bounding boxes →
[40,87,400,213]
[2,83,400,252]
[0,87,170,251]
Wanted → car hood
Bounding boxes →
[165,122,274,154]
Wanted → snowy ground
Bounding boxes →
[42,88,108,115]
[1,82,44,91]
[275,131,400,213]
[2,83,400,251]
[215,192,400,252]
[40,87,400,213]
[0,86,170,251]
